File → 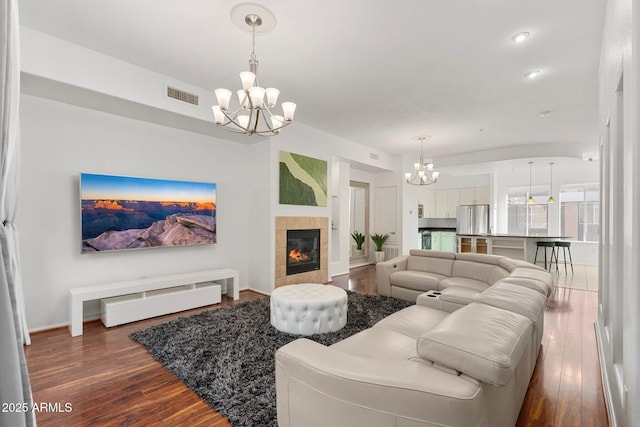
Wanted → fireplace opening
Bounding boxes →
[287,229,320,275]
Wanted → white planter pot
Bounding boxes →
[374,251,385,263]
[353,249,364,257]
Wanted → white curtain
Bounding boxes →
[0,1,34,426]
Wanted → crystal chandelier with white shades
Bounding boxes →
[405,136,440,186]
[212,10,296,136]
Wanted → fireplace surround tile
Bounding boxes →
[275,216,328,287]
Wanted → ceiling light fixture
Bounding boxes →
[511,31,530,43]
[547,162,556,203]
[539,110,551,118]
[405,136,440,186]
[212,12,296,136]
[525,70,541,79]
[527,161,535,203]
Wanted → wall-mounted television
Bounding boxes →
[80,173,216,253]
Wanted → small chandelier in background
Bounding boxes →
[527,161,535,203]
[212,9,296,136]
[547,162,556,203]
[405,136,440,186]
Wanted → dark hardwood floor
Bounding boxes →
[24,264,608,426]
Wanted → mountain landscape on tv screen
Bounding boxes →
[81,200,216,252]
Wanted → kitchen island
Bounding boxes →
[457,234,568,266]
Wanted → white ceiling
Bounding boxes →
[18,0,606,161]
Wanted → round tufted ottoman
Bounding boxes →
[270,283,348,335]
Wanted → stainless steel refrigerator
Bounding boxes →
[456,205,490,235]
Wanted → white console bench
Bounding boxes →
[68,268,239,337]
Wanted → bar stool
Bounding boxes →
[554,241,574,275]
[534,241,557,271]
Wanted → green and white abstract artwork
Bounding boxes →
[279,151,327,206]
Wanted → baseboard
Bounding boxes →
[29,313,101,335]
[29,321,70,335]
[594,320,616,427]
[30,289,263,336]
[331,270,350,278]
[245,287,270,296]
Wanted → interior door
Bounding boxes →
[374,186,398,245]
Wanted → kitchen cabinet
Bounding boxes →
[417,187,436,218]
[459,187,490,205]
[457,235,565,264]
[432,231,457,252]
[457,236,489,254]
[423,186,490,219]
[435,190,448,218]
[474,186,490,204]
[446,189,460,218]
[459,188,475,205]
[434,189,461,219]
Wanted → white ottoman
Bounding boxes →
[270,283,348,335]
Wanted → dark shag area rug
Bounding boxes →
[130,291,412,426]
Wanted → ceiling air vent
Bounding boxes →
[166,86,199,106]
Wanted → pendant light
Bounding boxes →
[547,162,556,203]
[527,161,534,203]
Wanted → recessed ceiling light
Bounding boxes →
[525,70,541,79]
[539,110,551,118]
[511,32,530,43]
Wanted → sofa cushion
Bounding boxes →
[498,277,549,296]
[454,253,504,265]
[508,267,554,294]
[498,257,545,272]
[416,303,532,386]
[450,259,511,285]
[439,287,481,305]
[374,305,448,339]
[473,282,546,325]
[390,270,445,292]
[438,276,489,292]
[329,326,418,361]
[406,250,455,277]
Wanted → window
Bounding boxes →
[507,190,549,235]
[560,185,599,242]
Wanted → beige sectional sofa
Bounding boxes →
[377,249,552,305]
[275,251,553,427]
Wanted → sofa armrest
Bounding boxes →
[276,338,486,427]
[375,255,408,297]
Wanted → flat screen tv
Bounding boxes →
[80,173,216,253]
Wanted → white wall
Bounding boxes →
[330,160,350,276]
[17,27,400,329]
[247,140,273,294]
[18,96,396,329]
[18,95,252,330]
[267,123,395,284]
[596,0,640,426]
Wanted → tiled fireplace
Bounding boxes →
[286,228,321,276]
[276,216,328,287]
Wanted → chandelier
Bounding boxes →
[405,136,440,186]
[211,12,296,136]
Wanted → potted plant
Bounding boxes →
[371,233,390,262]
[351,231,365,257]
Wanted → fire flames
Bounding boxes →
[289,248,311,263]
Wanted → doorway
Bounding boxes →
[349,181,370,263]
